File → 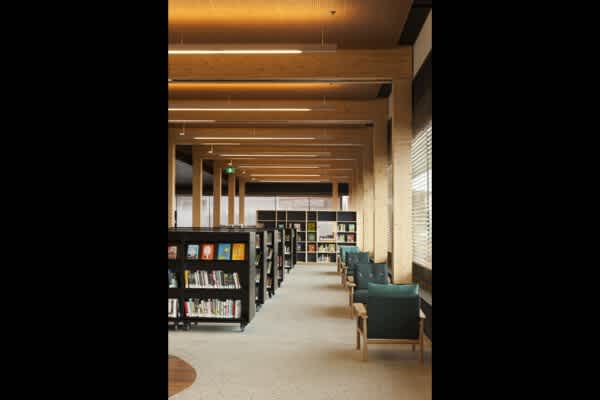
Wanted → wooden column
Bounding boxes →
[213,162,222,227]
[348,179,353,210]
[362,136,375,255]
[239,178,246,225]
[168,134,176,228]
[228,172,235,225]
[355,162,364,250]
[391,79,413,283]
[331,181,339,210]
[372,100,390,263]
[192,153,203,227]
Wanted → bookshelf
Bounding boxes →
[256,211,357,264]
[254,230,267,309]
[168,228,257,332]
[283,227,296,272]
[265,228,279,297]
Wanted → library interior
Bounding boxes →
[168,1,432,399]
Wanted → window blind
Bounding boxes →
[411,121,432,268]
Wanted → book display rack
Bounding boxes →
[168,228,257,332]
[257,211,357,264]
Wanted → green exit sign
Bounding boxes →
[224,166,236,174]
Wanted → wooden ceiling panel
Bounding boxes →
[168,0,412,48]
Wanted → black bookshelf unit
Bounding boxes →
[257,210,357,264]
[265,229,279,297]
[168,228,257,331]
[254,230,267,309]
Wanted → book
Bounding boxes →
[168,245,177,259]
[338,223,346,232]
[347,233,355,242]
[348,224,355,232]
[217,243,232,260]
[186,244,199,259]
[200,243,215,260]
[308,243,316,252]
[307,222,316,232]
[307,232,316,241]
[232,243,246,260]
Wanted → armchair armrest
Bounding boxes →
[353,303,367,318]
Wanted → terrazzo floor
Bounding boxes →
[168,262,432,400]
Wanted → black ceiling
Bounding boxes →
[398,1,431,45]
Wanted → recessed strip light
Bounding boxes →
[194,137,315,140]
[170,107,311,112]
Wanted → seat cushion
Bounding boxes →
[353,289,368,304]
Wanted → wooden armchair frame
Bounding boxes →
[353,303,426,363]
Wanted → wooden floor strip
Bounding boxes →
[169,355,197,397]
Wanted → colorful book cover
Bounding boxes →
[307,232,316,241]
[217,243,232,260]
[186,244,199,259]
[308,243,316,252]
[232,243,246,260]
[347,234,355,242]
[307,222,316,232]
[168,245,177,259]
[348,224,355,232]
[200,243,215,260]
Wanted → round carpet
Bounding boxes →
[169,355,197,397]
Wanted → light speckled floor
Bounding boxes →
[169,263,432,400]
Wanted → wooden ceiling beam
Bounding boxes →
[168,48,411,81]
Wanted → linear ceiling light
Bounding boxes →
[219,154,319,157]
[239,165,323,169]
[168,119,216,123]
[168,43,336,55]
[170,107,311,112]
[196,143,240,145]
[194,137,315,140]
[252,180,326,183]
[169,49,302,54]
[250,174,321,177]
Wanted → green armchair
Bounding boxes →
[343,251,370,286]
[353,283,426,362]
[348,262,388,313]
[338,245,359,273]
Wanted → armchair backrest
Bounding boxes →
[342,246,360,264]
[339,246,357,263]
[346,252,370,273]
[354,262,388,290]
[367,283,420,340]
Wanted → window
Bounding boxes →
[411,121,432,268]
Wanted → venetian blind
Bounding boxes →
[411,121,432,268]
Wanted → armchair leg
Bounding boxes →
[356,329,360,350]
[419,319,425,364]
[362,318,368,362]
